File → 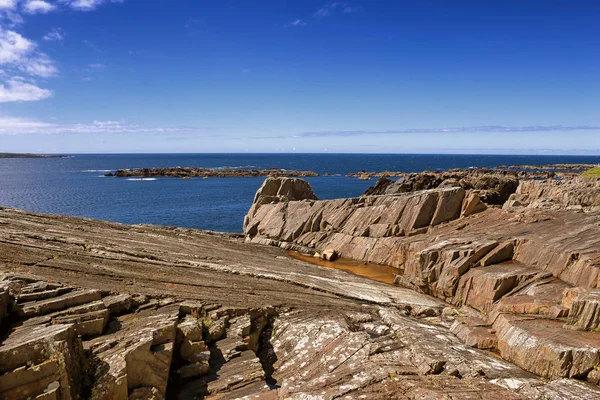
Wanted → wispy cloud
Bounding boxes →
[0,0,121,103]
[297,125,600,138]
[0,78,51,102]
[0,27,58,79]
[23,0,56,14]
[314,2,358,18]
[61,0,124,12]
[88,63,105,69]
[83,39,101,52]
[0,117,196,135]
[287,19,306,27]
[0,0,17,9]
[43,28,65,41]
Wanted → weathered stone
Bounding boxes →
[496,277,570,317]
[53,308,109,337]
[493,313,600,379]
[321,248,338,261]
[492,377,600,399]
[430,187,466,225]
[454,263,539,312]
[128,386,164,400]
[461,191,488,217]
[505,178,600,212]
[449,311,498,350]
[16,287,72,302]
[176,316,209,378]
[0,281,9,326]
[88,306,179,400]
[479,241,515,266]
[0,324,85,400]
[565,289,600,331]
[563,287,587,309]
[18,289,102,317]
[102,293,134,315]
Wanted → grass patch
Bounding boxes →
[581,167,600,178]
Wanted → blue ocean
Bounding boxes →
[0,154,598,233]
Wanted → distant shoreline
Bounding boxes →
[0,153,68,159]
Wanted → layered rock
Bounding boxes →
[245,177,484,250]
[505,177,600,212]
[565,290,600,331]
[2,173,600,399]
[360,169,519,205]
[243,177,600,387]
[0,273,280,400]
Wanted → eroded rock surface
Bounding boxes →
[359,168,520,205]
[505,177,600,212]
[2,171,600,399]
[243,176,600,391]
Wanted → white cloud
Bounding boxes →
[0,78,52,102]
[0,117,194,135]
[62,0,123,11]
[0,0,121,103]
[66,0,102,10]
[0,29,34,63]
[24,0,56,14]
[0,0,17,10]
[0,10,23,26]
[88,63,105,69]
[0,28,57,78]
[315,2,358,18]
[287,19,306,27]
[43,28,65,41]
[19,53,57,77]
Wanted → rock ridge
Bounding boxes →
[243,176,600,388]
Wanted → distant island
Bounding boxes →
[0,153,67,159]
[105,167,319,178]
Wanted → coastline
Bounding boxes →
[1,169,600,398]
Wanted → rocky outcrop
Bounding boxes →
[492,313,600,379]
[505,177,600,212]
[565,290,600,331]
[7,272,598,400]
[360,169,519,205]
[245,178,485,251]
[0,272,280,400]
[242,177,600,387]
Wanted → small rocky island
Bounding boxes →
[0,152,67,159]
[1,166,600,399]
[105,167,319,178]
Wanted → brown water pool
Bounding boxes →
[287,250,398,285]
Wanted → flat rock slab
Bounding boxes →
[493,313,600,379]
[454,263,540,313]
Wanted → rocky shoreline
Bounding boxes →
[1,166,600,399]
[105,167,319,178]
[348,163,597,180]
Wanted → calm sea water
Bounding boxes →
[1,153,598,232]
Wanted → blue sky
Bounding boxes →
[0,0,598,154]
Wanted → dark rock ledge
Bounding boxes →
[105,167,319,178]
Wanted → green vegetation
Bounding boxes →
[581,167,600,178]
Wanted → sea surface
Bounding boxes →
[1,153,598,233]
